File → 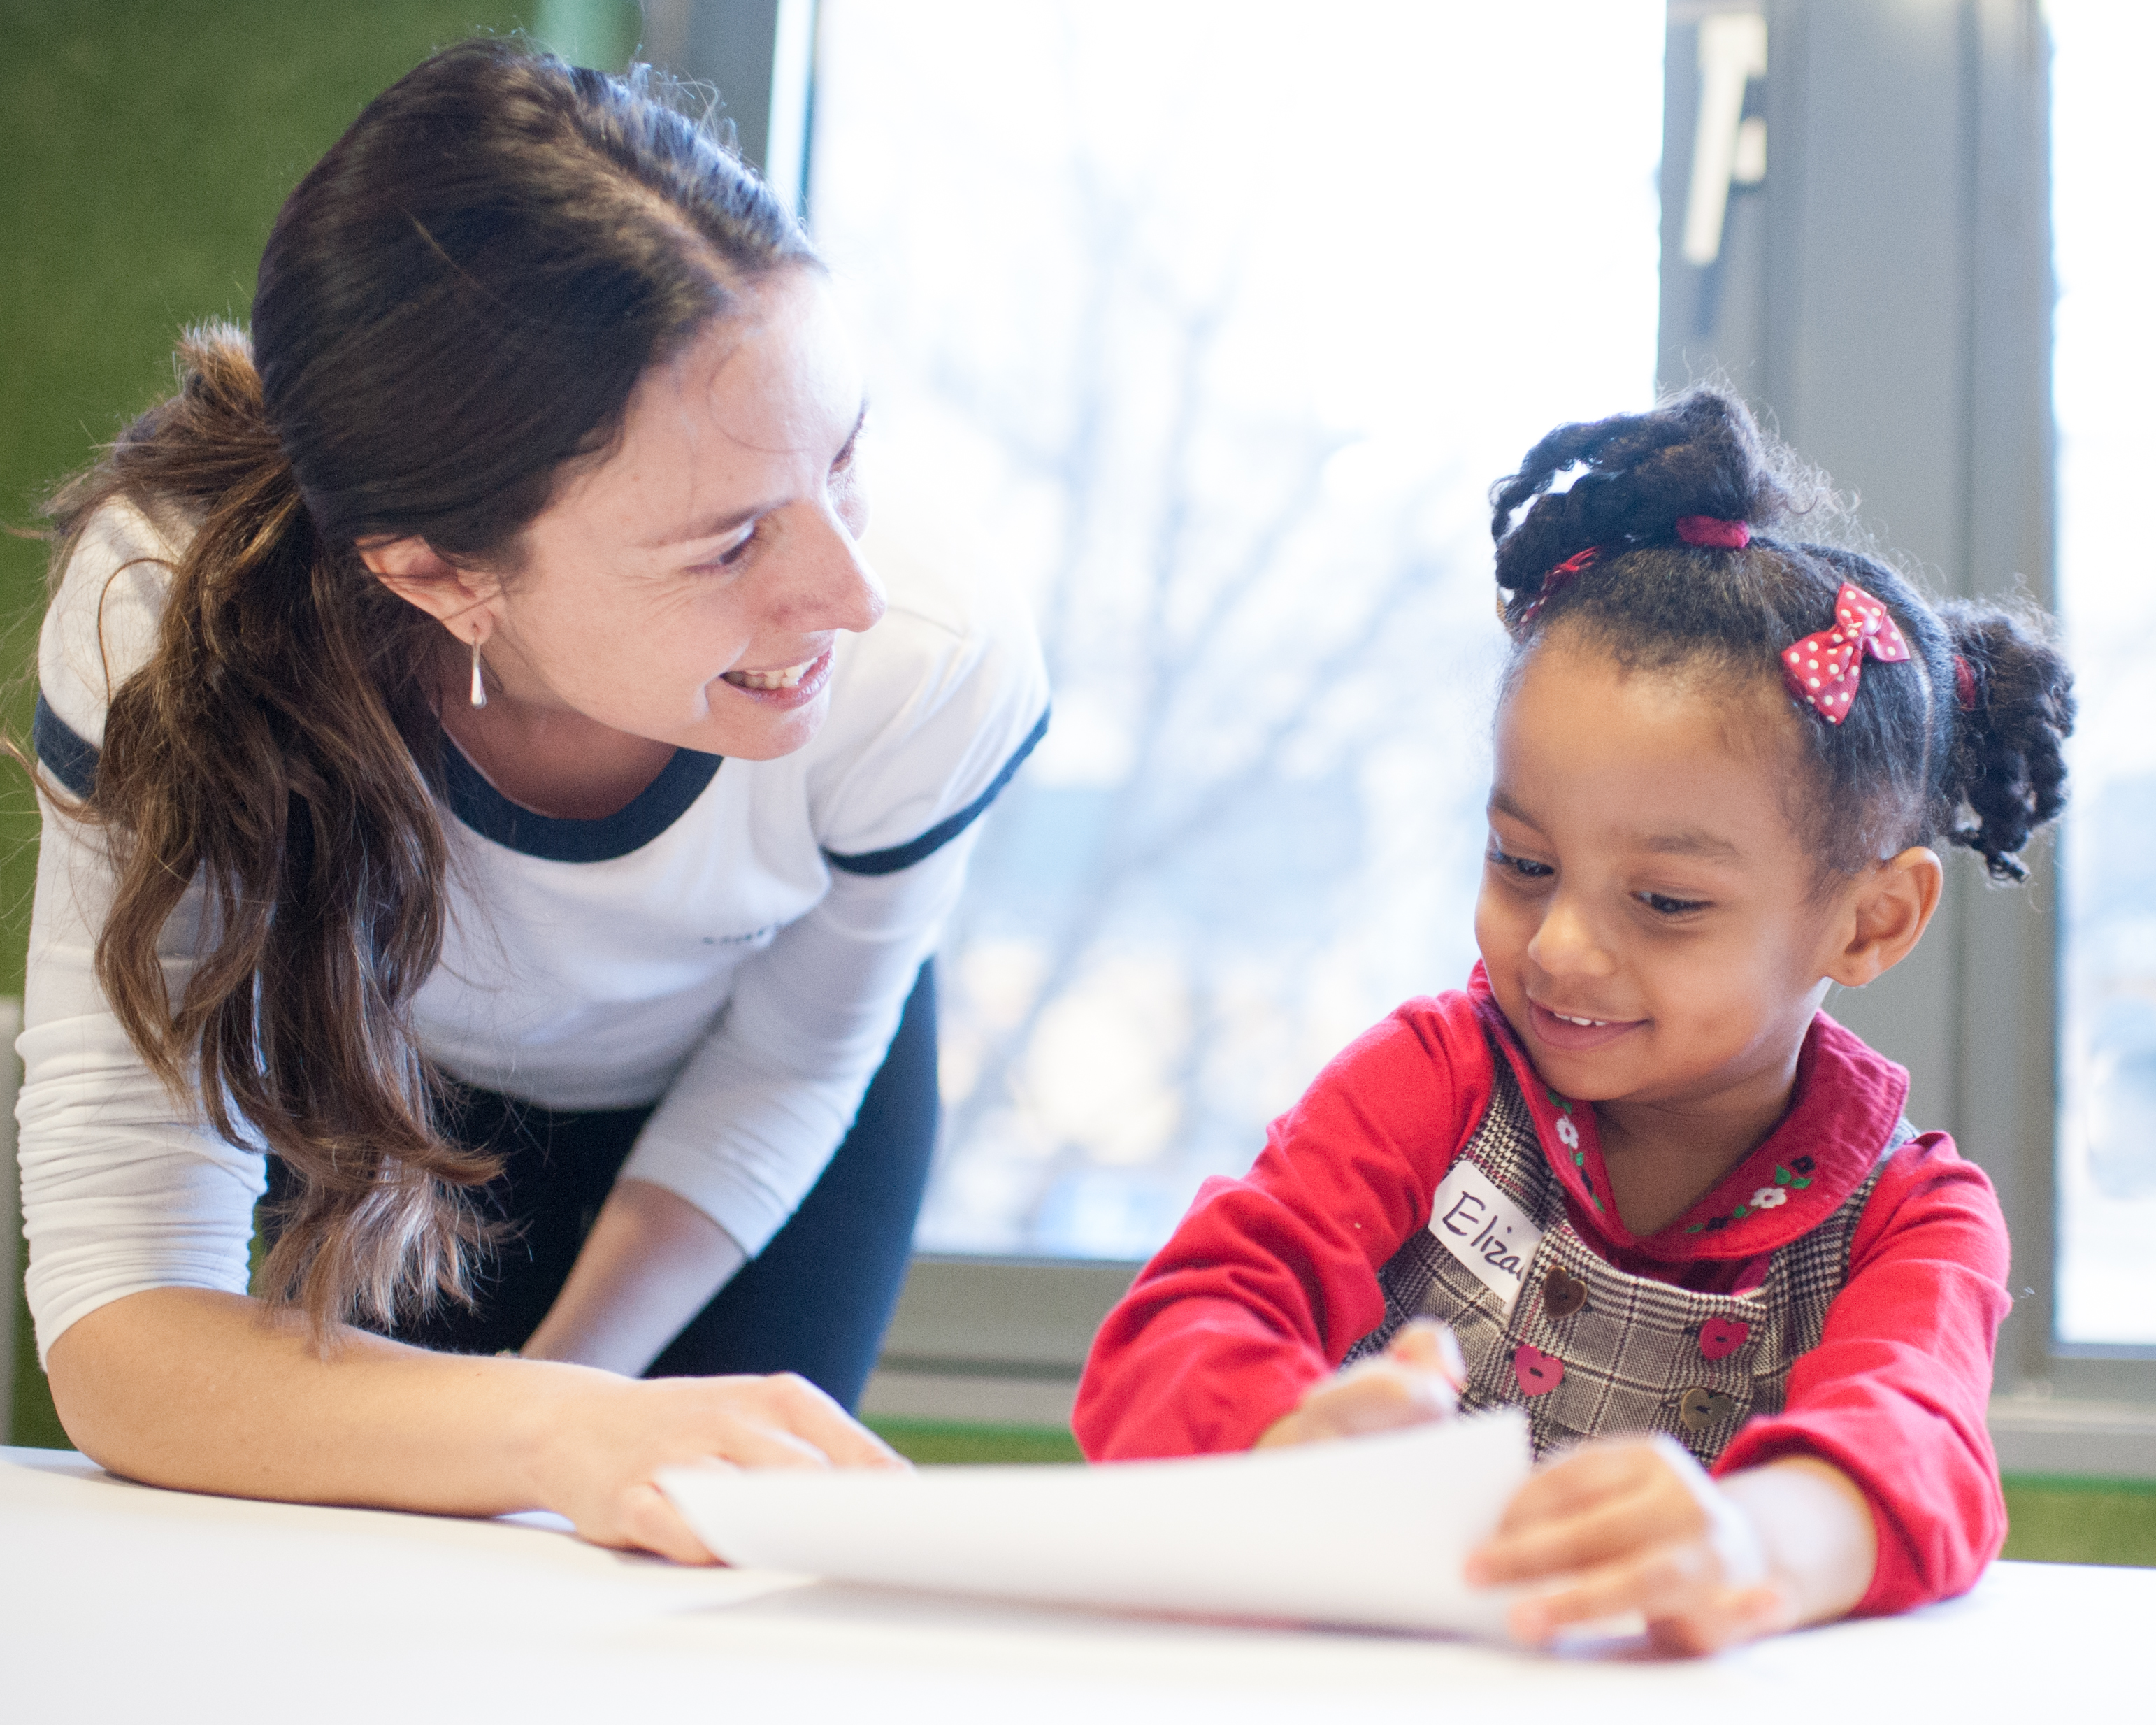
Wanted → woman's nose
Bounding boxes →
[772,499,886,634]
[1527,892,1617,979]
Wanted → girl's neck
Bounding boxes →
[1591,1045,1804,1237]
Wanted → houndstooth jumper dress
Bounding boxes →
[1345,1041,1906,1466]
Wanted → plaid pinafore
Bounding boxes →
[1345,1043,1904,1465]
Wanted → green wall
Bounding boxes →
[0,0,657,1447]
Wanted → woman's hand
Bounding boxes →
[522,1365,909,1563]
[1256,1319,1465,1448]
[1464,1438,1876,1654]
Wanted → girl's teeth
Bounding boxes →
[730,659,812,691]
[1555,1012,1609,1026]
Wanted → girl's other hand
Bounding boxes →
[524,1367,910,1563]
[1464,1437,1876,1654]
[1255,1320,1465,1449]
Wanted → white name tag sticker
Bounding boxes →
[1426,1160,1544,1315]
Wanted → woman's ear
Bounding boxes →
[1827,847,1944,988]
[357,536,501,642]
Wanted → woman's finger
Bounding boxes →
[618,1480,722,1564]
[747,1373,910,1469]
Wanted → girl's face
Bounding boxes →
[1474,636,1855,1115]
[479,267,882,761]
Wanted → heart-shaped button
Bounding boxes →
[1697,1317,1751,1361]
[1543,1267,1588,1320]
[1677,1386,1739,1431]
[1513,1343,1564,1397]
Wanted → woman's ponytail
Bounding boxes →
[29,43,816,1340]
[1937,598,2076,882]
[49,323,499,1335]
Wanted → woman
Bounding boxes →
[18,42,1046,1561]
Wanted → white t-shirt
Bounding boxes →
[18,501,1048,1362]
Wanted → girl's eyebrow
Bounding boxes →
[1637,828,1743,861]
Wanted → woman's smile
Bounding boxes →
[717,645,835,708]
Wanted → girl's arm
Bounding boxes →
[1073,996,1495,1459]
[46,1287,897,1563]
[1467,1133,2008,1647]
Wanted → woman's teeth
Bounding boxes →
[727,659,813,691]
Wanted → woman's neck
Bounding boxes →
[438,662,677,822]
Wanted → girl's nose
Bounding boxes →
[1527,892,1618,979]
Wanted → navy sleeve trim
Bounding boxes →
[824,706,1050,878]
[34,694,99,799]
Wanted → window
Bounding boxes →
[2049,0,2156,1353]
[811,0,1667,1261]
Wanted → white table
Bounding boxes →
[3,1445,2146,1722]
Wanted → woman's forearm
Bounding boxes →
[48,1287,591,1514]
[520,1178,746,1375]
[45,1282,899,1560]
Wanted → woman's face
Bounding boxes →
[477,267,882,761]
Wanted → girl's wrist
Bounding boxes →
[497,1354,625,1517]
[1718,1456,1878,1626]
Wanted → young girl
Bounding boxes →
[1073,392,2073,1653]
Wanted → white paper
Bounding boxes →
[659,1410,1531,1637]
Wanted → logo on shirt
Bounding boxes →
[1427,1159,1544,1315]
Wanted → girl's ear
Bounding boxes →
[1827,847,1944,988]
[356,536,502,643]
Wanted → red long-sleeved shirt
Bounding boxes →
[1074,975,2011,1616]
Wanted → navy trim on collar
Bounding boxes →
[442,736,723,864]
[34,695,98,799]
[824,706,1050,877]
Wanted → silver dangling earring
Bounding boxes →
[469,637,488,709]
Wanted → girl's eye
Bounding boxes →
[1639,891,1709,917]
[1487,844,1553,880]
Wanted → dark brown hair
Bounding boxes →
[41,41,817,1336]
[1489,389,2075,882]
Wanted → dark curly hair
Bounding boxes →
[1488,389,2074,884]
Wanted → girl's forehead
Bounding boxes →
[1493,639,1805,847]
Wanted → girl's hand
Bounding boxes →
[523,1366,909,1563]
[1256,1319,1465,1448]
[1464,1438,1876,1655]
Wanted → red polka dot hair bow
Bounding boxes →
[1781,582,1910,724]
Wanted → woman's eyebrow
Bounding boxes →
[641,403,868,550]
[642,503,766,548]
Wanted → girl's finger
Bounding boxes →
[1385,1319,1467,1389]
[1506,1536,1723,1640]
[1490,1441,1667,1533]
[1472,1471,1703,1584]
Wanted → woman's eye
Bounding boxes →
[1488,845,1553,880]
[1639,891,1709,917]
[712,522,763,568]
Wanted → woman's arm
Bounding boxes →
[519,1179,746,1373]
[47,1287,897,1561]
